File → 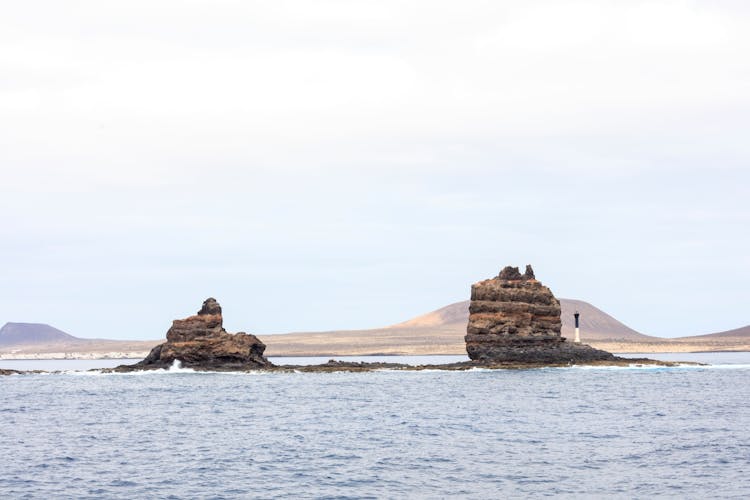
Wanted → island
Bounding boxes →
[0,265,690,375]
[99,266,677,373]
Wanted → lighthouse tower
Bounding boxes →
[573,311,581,343]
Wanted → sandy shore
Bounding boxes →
[3,338,749,360]
[590,339,750,354]
[0,351,152,360]
[2,322,749,361]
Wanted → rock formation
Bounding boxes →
[128,298,273,371]
[465,265,615,363]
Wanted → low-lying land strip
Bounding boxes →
[2,299,748,359]
[3,329,750,360]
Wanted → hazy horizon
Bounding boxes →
[2,1,748,340]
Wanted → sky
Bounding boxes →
[1,0,749,340]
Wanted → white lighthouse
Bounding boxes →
[574,311,581,343]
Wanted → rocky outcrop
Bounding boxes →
[465,265,615,363]
[124,298,272,371]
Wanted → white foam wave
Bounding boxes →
[61,360,198,376]
[65,365,276,376]
[565,363,750,371]
[11,361,750,377]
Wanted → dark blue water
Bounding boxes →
[2,356,750,498]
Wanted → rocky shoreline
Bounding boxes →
[240,357,688,372]
[2,266,698,376]
[0,357,695,376]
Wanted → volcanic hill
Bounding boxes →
[0,322,77,346]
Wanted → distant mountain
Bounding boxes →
[389,298,655,342]
[677,324,750,340]
[390,301,468,328]
[6,300,746,358]
[559,299,656,341]
[0,322,78,346]
[0,321,159,356]
[262,297,660,356]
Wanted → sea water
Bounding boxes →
[1,354,749,499]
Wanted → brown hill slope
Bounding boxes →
[675,324,750,340]
[388,299,655,341]
[262,298,656,356]
[390,301,468,328]
[559,299,656,341]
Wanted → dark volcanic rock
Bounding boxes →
[523,264,535,280]
[121,298,272,371]
[197,297,222,316]
[497,266,524,280]
[465,265,615,363]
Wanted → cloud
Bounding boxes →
[0,1,748,338]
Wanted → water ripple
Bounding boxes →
[2,365,750,498]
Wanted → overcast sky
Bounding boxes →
[1,0,748,340]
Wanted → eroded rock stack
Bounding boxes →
[129,298,273,371]
[465,265,615,363]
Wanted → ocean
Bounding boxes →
[2,353,749,498]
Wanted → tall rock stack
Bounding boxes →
[128,298,273,371]
[465,265,614,363]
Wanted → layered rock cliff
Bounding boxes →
[465,265,615,363]
[127,298,272,371]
